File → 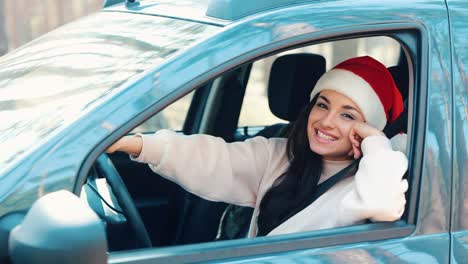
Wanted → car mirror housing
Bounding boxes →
[8,190,107,264]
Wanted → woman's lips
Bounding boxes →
[314,129,338,143]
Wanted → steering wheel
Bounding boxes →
[96,154,152,248]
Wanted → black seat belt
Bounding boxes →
[308,159,359,204]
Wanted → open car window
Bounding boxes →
[86,32,414,256]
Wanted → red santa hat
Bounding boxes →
[310,56,404,130]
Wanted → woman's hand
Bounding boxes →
[348,122,385,159]
[106,135,143,157]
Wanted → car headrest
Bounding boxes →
[387,65,409,101]
[384,64,409,136]
[268,53,326,121]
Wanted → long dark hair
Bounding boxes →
[257,96,322,236]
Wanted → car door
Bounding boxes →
[101,0,453,263]
[446,0,468,263]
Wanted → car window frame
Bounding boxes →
[75,23,429,263]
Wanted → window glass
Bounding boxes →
[132,91,194,133]
[238,36,400,127]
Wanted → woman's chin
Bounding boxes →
[309,142,352,160]
[310,138,335,152]
[309,142,332,156]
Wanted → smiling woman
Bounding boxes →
[108,56,408,238]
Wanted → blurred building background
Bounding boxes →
[0,0,103,56]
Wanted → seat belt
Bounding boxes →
[308,159,359,204]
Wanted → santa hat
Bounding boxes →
[310,56,404,130]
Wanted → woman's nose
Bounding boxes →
[320,112,336,128]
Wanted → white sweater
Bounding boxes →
[132,130,408,237]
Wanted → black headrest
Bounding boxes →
[268,54,326,121]
[388,65,409,101]
[384,64,409,135]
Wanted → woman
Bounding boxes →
[107,56,408,237]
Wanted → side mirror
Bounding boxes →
[9,190,107,264]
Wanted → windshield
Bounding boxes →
[0,11,217,171]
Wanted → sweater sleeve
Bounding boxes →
[131,130,274,207]
[341,135,409,222]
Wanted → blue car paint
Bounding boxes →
[0,0,465,262]
[106,0,228,26]
[446,0,468,263]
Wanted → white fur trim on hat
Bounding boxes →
[310,69,387,130]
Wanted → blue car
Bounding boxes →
[0,0,466,263]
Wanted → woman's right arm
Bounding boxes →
[106,130,277,207]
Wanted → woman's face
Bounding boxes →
[307,90,366,161]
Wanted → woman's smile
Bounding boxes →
[314,128,338,143]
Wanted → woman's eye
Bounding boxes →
[342,113,355,120]
[317,102,328,109]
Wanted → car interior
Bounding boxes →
[82,36,411,251]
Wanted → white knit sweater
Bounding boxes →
[132,130,408,237]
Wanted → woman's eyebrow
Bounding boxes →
[320,95,360,112]
[342,105,359,112]
[319,95,361,113]
[318,95,330,103]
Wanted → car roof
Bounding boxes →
[104,0,319,25]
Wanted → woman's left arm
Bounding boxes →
[344,123,409,222]
[355,135,408,221]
